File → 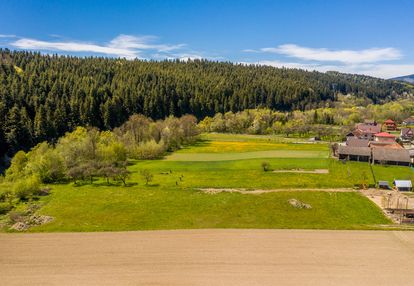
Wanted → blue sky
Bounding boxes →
[1,0,413,78]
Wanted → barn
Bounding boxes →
[338,146,371,162]
[372,148,411,166]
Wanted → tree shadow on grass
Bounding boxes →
[91,181,138,188]
[181,139,211,149]
[71,180,138,188]
[145,183,160,187]
[72,181,92,187]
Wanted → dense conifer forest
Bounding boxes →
[0,49,412,161]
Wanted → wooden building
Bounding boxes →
[348,123,381,140]
[346,137,370,147]
[400,128,414,142]
[372,148,411,166]
[338,146,371,162]
[383,119,397,131]
[402,116,414,126]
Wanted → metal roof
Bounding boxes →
[394,180,412,188]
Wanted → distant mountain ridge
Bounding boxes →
[392,74,414,84]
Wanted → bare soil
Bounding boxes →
[360,189,414,223]
[198,187,355,194]
[2,229,414,286]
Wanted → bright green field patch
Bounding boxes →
[177,140,329,153]
[166,150,328,161]
[32,188,389,232]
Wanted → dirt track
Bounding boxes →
[2,229,414,286]
[198,187,355,194]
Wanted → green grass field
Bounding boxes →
[33,188,389,232]
[3,133,413,232]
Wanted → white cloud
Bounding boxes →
[256,44,402,64]
[242,43,413,78]
[108,34,185,52]
[0,34,16,38]
[9,34,186,59]
[12,38,139,59]
[245,60,414,79]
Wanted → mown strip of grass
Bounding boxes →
[177,139,329,153]
[166,150,328,161]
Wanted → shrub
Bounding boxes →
[261,161,271,172]
[5,151,28,182]
[0,189,13,203]
[129,140,166,159]
[25,142,66,183]
[140,169,154,185]
[13,176,41,201]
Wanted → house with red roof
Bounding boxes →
[373,132,396,143]
[338,121,411,166]
[383,119,397,131]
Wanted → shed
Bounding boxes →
[378,181,391,189]
[338,146,371,162]
[393,180,413,192]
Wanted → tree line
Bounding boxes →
[199,97,414,138]
[1,49,411,163]
[4,114,198,186]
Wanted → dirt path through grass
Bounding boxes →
[2,229,414,285]
[197,187,355,194]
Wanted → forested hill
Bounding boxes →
[0,49,411,159]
